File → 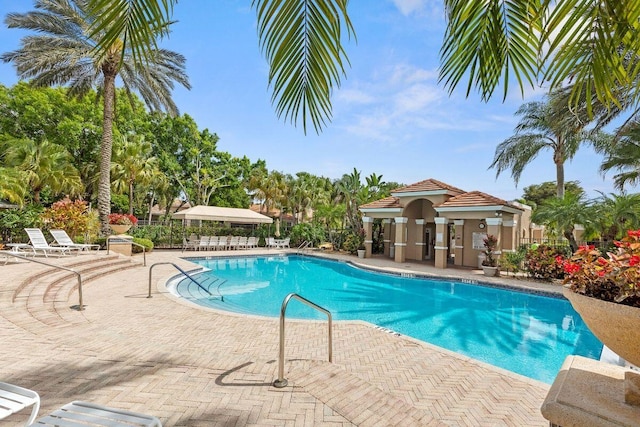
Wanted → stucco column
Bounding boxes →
[486,217,503,261]
[453,219,464,266]
[382,219,391,257]
[434,217,448,269]
[502,219,516,252]
[363,216,373,258]
[394,217,408,263]
[415,219,425,260]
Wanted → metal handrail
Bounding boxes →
[106,236,146,266]
[148,262,211,298]
[296,240,311,254]
[3,252,85,310]
[215,279,227,302]
[273,293,332,388]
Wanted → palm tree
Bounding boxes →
[489,93,604,198]
[2,0,190,234]
[2,137,83,204]
[440,1,640,115]
[599,125,640,191]
[335,168,364,231]
[593,192,640,241]
[532,193,594,252]
[0,167,26,205]
[111,135,159,216]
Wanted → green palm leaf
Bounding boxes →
[253,0,354,133]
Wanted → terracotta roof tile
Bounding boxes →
[435,191,521,209]
[392,178,466,195]
[360,196,401,209]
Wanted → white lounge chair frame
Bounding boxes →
[34,400,162,426]
[24,228,76,257]
[50,230,100,252]
[0,381,40,426]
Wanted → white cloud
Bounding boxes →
[337,88,376,104]
[392,0,426,16]
[390,64,438,85]
[393,83,442,113]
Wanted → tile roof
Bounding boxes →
[360,196,401,209]
[435,191,521,209]
[392,178,466,195]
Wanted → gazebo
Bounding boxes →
[173,205,273,225]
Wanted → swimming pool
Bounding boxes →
[173,254,603,383]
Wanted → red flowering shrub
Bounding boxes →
[524,244,567,281]
[559,230,640,307]
[108,213,138,226]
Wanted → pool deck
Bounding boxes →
[0,248,557,426]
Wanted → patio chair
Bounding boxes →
[33,400,161,426]
[24,228,76,257]
[216,236,230,250]
[228,236,240,250]
[0,381,40,426]
[50,230,100,252]
[266,237,277,248]
[277,237,290,249]
[247,236,258,249]
[197,236,210,251]
[237,236,248,249]
[208,236,219,250]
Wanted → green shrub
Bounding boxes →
[499,249,526,277]
[524,244,568,281]
[289,222,325,247]
[132,237,153,253]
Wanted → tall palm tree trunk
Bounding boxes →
[98,69,117,235]
[129,179,135,216]
[555,160,565,199]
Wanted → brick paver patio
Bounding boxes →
[0,249,553,426]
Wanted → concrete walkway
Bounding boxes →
[0,249,554,426]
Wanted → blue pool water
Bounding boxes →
[174,255,603,383]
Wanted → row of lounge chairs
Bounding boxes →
[5,228,99,258]
[183,235,259,251]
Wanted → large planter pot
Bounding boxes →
[357,249,365,259]
[563,285,640,367]
[109,224,131,235]
[482,266,497,277]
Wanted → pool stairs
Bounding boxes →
[1,253,142,332]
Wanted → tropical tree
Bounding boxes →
[111,135,159,215]
[87,0,353,134]
[592,192,640,241]
[490,94,609,198]
[335,168,365,231]
[2,137,83,204]
[0,167,26,205]
[532,193,594,252]
[440,1,640,116]
[2,0,190,234]
[521,181,584,208]
[599,125,640,191]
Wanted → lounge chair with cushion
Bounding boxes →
[50,230,100,252]
[24,228,76,257]
[0,381,40,426]
[34,400,162,426]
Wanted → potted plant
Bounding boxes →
[559,230,640,405]
[481,234,498,276]
[108,213,137,235]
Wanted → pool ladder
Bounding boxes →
[273,293,333,388]
[296,240,312,254]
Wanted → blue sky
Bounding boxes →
[0,0,623,201]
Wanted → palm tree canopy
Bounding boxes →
[441,0,640,115]
[2,0,190,115]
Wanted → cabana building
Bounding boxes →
[359,179,537,270]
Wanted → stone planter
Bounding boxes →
[357,249,365,259]
[482,265,497,277]
[109,224,131,235]
[562,285,640,405]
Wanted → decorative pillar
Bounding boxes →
[363,216,374,258]
[453,219,464,266]
[486,217,503,261]
[382,219,391,257]
[502,219,517,252]
[394,217,408,263]
[415,219,425,260]
[434,217,448,269]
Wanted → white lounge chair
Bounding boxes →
[197,236,210,251]
[50,230,100,252]
[208,236,219,250]
[247,236,258,248]
[0,381,40,426]
[216,236,229,250]
[266,237,277,248]
[33,400,161,426]
[24,228,76,257]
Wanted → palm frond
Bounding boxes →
[253,0,354,134]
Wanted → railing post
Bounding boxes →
[273,293,332,388]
